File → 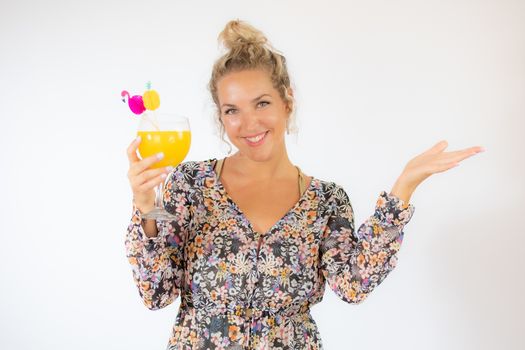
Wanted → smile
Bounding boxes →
[244,131,268,146]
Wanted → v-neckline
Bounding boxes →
[207,158,317,237]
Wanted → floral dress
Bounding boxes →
[125,158,415,349]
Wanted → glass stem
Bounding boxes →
[155,181,164,208]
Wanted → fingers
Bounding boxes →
[441,146,485,164]
[129,166,171,189]
[414,141,485,180]
[424,145,485,177]
[136,169,170,192]
[424,140,449,155]
[127,136,142,165]
[128,152,164,176]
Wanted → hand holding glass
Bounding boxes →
[134,112,191,220]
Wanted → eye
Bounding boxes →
[257,101,270,108]
[224,108,237,115]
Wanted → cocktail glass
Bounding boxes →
[136,112,191,220]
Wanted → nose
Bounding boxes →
[240,109,261,130]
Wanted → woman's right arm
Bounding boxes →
[124,137,190,310]
[125,190,191,310]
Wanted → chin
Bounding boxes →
[238,150,273,162]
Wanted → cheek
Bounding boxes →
[266,114,286,129]
[222,117,241,131]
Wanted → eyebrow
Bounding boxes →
[221,94,272,108]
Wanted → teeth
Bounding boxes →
[246,132,266,142]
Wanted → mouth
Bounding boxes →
[243,131,268,146]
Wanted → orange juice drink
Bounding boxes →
[137,130,191,169]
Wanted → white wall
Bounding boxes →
[1,0,523,349]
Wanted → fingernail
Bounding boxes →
[135,135,141,142]
[479,147,485,152]
[157,152,164,159]
[161,173,167,179]
[166,166,174,172]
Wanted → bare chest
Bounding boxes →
[223,178,311,235]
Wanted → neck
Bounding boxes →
[228,148,295,182]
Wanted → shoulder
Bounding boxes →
[314,178,353,215]
[172,158,208,174]
[313,179,355,229]
[316,179,350,203]
[168,158,215,187]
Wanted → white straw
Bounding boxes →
[144,111,160,131]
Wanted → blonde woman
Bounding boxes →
[125,19,484,349]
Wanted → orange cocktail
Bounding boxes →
[137,130,191,169]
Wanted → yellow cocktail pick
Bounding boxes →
[143,81,160,111]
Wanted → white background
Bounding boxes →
[1,0,523,349]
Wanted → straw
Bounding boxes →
[144,111,161,131]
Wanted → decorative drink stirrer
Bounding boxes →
[121,81,161,130]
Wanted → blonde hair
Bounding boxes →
[207,19,298,153]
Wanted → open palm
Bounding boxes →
[402,140,485,189]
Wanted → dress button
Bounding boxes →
[246,308,253,318]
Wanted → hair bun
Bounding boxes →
[218,19,269,51]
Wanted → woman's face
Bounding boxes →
[217,68,292,162]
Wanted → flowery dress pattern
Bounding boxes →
[125,158,415,349]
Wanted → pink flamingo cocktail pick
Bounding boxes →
[121,90,146,115]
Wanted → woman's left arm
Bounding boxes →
[319,140,484,304]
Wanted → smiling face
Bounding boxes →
[217,69,292,162]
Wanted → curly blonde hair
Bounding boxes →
[207,19,298,153]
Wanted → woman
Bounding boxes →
[125,20,483,349]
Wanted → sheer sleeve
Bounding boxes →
[320,184,415,304]
[124,163,193,310]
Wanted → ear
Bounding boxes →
[286,87,294,98]
[285,87,294,112]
